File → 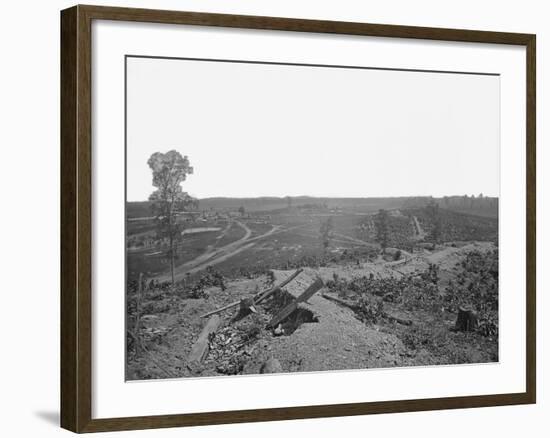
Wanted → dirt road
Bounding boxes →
[412,216,426,240]
[155,221,296,282]
[155,220,252,282]
[333,232,378,248]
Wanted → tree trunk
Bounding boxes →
[133,273,143,355]
[169,199,175,286]
[455,307,478,332]
[170,236,175,286]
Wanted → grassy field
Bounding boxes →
[126,201,498,283]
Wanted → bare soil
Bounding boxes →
[126,241,498,380]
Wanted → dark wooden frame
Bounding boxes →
[61,4,536,433]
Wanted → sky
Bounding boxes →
[126,56,500,202]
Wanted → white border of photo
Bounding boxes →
[92,20,526,419]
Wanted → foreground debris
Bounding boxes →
[199,268,304,318]
[126,242,498,380]
[191,268,322,375]
[268,277,324,328]
[187,314,222,372]
[321,292,412,326]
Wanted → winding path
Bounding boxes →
[333,232,378,248]
[154,221,294,282]
[411,216,426,240]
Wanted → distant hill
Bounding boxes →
[198,196,408,213]
[401,196,498,218]
[127,196,405,218]
[127,195,498,219]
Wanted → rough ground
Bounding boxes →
[263,269,411,373]
[126,241,497,380]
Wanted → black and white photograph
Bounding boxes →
[1,0,543,435]
[125,56,500,381]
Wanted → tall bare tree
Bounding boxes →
[148,150,196,286]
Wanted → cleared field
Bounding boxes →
[405,207,498,243]
[127,204,498,284]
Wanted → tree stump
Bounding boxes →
[231,297,257,322]
[454,307,478,332]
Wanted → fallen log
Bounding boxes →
[187,315,221,368]
[268,277,324,328]
[384,313,413,326]
[199,268,303,318]
[321,293,412,326]
[321,293,359,310]
[199,300,242,319]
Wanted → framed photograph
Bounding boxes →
[60,5,536,433]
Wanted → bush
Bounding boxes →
[181,267,226,299]
[356,295,384,324]
[325,267,442,311]
[401,326,434,350]
[443,249,498,337]
[477,311,498,338]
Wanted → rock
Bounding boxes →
[260,358,283,374]
[273,324,284,336]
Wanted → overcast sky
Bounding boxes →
[126,56,499,201]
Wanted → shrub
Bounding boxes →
[401,326,434,350]
[477,311,498,338]
[356,295,384,324]
[443,249,498,337]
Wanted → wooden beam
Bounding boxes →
[199,268,303,318]
[187,315,221,367]
[267,277,324,328]
[322,293,412,326]
[255,268,303,304]
[321,293,359,310]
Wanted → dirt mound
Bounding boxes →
[258,269,410,373]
